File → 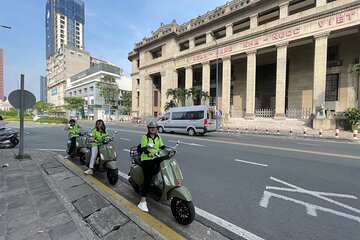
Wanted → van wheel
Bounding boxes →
[158,126,164,133]
[187,128,196,136]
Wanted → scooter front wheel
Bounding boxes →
[107,169,118,185]
[171,198,195,225]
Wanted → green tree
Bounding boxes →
[201,91,210,105]
[166,88,188,106]
[120,91,132,115]
[33,101,54,113]
[64,97,84,117]
[351,63,360,73]
[164,100,177,112]
[96,75,121,118]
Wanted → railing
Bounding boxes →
[255,109,275,118]
[285,108,312,119]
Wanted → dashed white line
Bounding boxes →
[168,140,205,147]
[234,159,268,167]
[118,170,130,180]
[36,149,66,152]
[123,149,130,152]
[119,138,131,141]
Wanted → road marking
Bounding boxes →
[118,170,130,180]
[56,155,186,240]
[123,149,130,152]
[260,177,360,223]
[235,159,268,167]
[297,143,323,147]
[168,140,205,147]
[119,138,131,141]
[195,207,265,240]
[108,127,360,160]
[36,149,66,152]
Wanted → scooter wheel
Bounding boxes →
[171,198,195,225]
[107,169,118,185]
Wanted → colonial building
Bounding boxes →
[65,63,130,120]
[128,0,360,122]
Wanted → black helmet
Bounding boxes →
[147,120,158,128]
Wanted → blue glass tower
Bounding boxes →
[46,0,85,59]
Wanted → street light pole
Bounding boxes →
[211,32,219,130]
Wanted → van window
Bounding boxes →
[163,113,170,121]
[172,111,204,120]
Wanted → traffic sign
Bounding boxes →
[8,89,36,109]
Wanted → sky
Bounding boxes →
[0,0,228,100]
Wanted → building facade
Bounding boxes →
[40,76,47,102]
[46,45,91,106]
[128,0,360,121]
[46,0,85,59]
[0,49,3,102]
[65,63,127,120]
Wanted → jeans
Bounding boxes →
[68,137,77,155]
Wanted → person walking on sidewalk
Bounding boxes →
[64,119,81,158]
[84,119,108,175]
[138,120,166,212]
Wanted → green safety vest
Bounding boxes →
[140,133,164,161]
[68,124,80,138]
[91,128,109,147]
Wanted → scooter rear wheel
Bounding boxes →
[107,169,118,185]
[171,198,195,225]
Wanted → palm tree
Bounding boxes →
[166,88,177,101]
[201,91,210,105]
[164,100,177,112]
[351,63,360,73]
[176,88,188,106]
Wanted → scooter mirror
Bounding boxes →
[114,130,118,134]
[176,140,180,145]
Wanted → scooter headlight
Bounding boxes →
[100,153,105,160]
[168,150,176,158]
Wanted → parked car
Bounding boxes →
[157,105,216,136]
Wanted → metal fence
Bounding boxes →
[255,109,275,118]
[229,108,313,119]
[285,108,312,119]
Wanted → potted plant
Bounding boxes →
[345,108,360,130]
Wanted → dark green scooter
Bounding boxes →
[128,141,195,225]
[83,131,119,185]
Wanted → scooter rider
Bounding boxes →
[64,119,81,158]
[84,119,108,175]
[138,120,166,212]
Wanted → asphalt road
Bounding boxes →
[8,121,360,240]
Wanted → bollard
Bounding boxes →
[353,130,358,139]
[220,125,223,132]
[228,127,230,133]
[290,127,293,136]
[319,129,323,137]
[266,126,269,134]
[335,129,339,138]
[303,127,307,136]
[236,127,239,134]
[246,126,249,134]
[255,126,258,134]
[277,128,280,135]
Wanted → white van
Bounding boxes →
[157,105,216,136]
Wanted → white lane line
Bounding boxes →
[234,159,268,167]
[36,149,66,152]
[195,207,265,240]
[119,138,131,141]
[168,140,205,147]
[123,149,130,152]
[116,168,264,240]
[118,170,130,180]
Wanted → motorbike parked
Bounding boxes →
[83,131,119,185]
[0,128,19,148]
[66,130,87,164]
[128,141,195,225]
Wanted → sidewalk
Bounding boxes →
[0,149,170,240]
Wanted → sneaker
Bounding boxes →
[137,201,148,212]
[84,168,93,175]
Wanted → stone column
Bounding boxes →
[185,66,193,106]
[160,71,167,115]
[222,57,232,120]
[144,76,153,118]
[189,37,195,49]
[173,69,178,89]
[245,50,257,119]
[313,33,329,112]
[279,2,289,19]
[275,43,288,120]
[250,14,258,29]
[139,76,146,118]
[202,61,210,105]
[226,23,233,37]
[316,0,327,7]
[206,32,214,43]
